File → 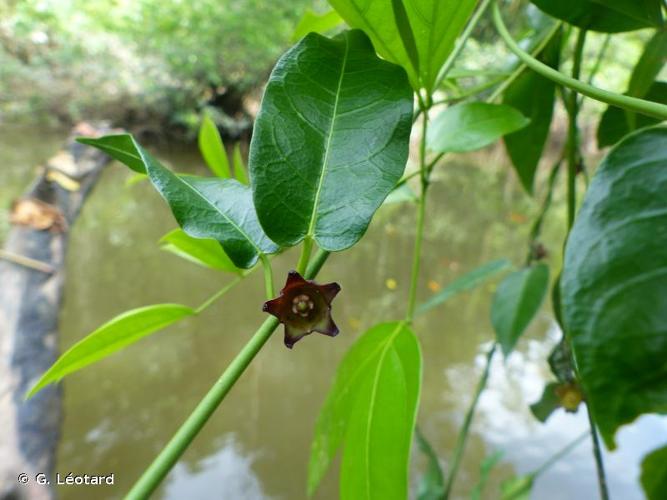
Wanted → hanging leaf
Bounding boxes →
[415,427,445,500]
[249,30,413,251]
[491,264,549,357]
[503,32,561,194]
[417,259,511,315]
[530,382,561,422]
[561,126,667,449]
[308,321,422,499]
[198,114,231,178]
[641,445,667,500]
[590,0,664,27]
[531,0,662,32]
[27,304,194,398]
[79,135,278,268]
[232,142,249,185]
[428,103,530,154]
[292,9,344,41]
[160,229,240,273]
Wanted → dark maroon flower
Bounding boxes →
[263,270,341,349]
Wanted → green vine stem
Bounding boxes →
[296,236,314,275]
[492,2,667,120]
[442,343,497,500]
[587,405,611,500]
[259,253,275,299]
[125,249,331,500]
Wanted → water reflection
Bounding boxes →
[1,126,661,499]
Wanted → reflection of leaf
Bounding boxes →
[28,304,194,397]
[491,264,549,356]
[249,30,413,251]
[415,427,445,500]
[160,229,239,273]
[308,321,422,499]
[562,126,667,448]
[641,444,667,500]
[417,259,511,315]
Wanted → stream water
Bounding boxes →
[1,124,663,500]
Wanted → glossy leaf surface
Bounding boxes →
[503,34,560,194]
[417,259,511,315]
[308,321,421,499]
[160,229,239,273]
[199,114,231,178]
[249,30,413,250]
[428,103,529,154]
[81,135,278,269]
[641,445,667,500]
[531,0,662,32]
[562,126,667,448]
[28,304,194,397]
[491,264,549,356]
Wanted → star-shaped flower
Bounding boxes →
[262,270,341,348]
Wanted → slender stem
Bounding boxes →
[586,404,611,500]
[586,34,611,86]
[487,20,563,103]
[525,157,562,265]
[565,28,587,231]
[432,75,506,107]
[194,276,245,314]
[260,254,274,299]
[492,2,667,120]
[434,0,494,89]
[296,237,313,275]
[533,430,589,478]
[406,111,430,322]
[442,344,497,500]
[125,250,330,499]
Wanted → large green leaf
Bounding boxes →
[416,258,511,315]
[503,33,560,194]
[292,9,344,41]
[80,135,278,268]
[428,103,530,154]
[198,114,231,178]
[561,126,667,448]
[641,445,667,500]
[590,0,664,27]
[308,321,422,499]
[491,264,549,356]
[159,229,240,273]
[328,0,478,91]
[27,304,194,397]
[531,0,662,32]
[249,30,413,251]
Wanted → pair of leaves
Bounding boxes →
[503,30,561,194]
[249,30,413,251]
[328,0,478,91]
[199,113,249,183]
[531,0,663,33]
[428,103,530,154]
[491,264,550,357]
[308,321,422,499]
[561,126,667,449]
[80,134,277,269]
[598,30,667,147]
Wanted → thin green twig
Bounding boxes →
[260,253,274,299]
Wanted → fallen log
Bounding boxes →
[0,123,114,500]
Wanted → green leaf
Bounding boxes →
[470,451,504,500]
[78,134,146,173]
[428,103,530,154]
[641,445,667,500]
[328,0,478,91]
[590,0,664,27]
[232,142,249,185]
[561,126,667,449]
[391,0,420,78]
[531,0,662,32]
[597,81,667,147]
[27,304,194,398]
[415,427,445,500]
[627,31,667,99]
[503,33,561,194]
[530,382,561,423]
[80,135,278,269]
[491,264,549,357]
[159,228,240,273]
[417,259,511,315]
[308,321,422,499]
[198,114,231,178]
[292,9,344,41]
[384,182,418,205]
[249,30,413,251]
[500,475,534,500]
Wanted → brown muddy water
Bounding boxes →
[1,124,664,499]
